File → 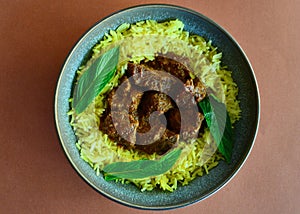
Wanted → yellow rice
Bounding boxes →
[69,20,241,192]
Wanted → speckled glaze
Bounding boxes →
[54,4,260,210]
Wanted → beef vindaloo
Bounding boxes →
[99,56,206,155]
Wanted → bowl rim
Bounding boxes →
[54,3,260,210]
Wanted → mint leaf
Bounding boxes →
[72,46,119,114]
[199,95,233,163]
[103,148,182,180]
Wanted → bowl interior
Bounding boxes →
[55,4,259,210]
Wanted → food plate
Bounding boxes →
[54,4,260,210]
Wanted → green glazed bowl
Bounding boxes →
[55,4,260,210]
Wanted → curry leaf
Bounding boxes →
[72,46,120,114]
[199,95,233,163]
[103,148,182,180]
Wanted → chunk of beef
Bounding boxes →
[138,91,174,117]
[136,113,167,145]
[141,55,206,102]
[142,55,191,82]
[184,78,206,102]
[126,63,143,77]
[166,108,204,141]
[135,129,179,155]
[100,77,142,146]
[126,63,181,96]
[100,111,119,141]
[181,111,204,141]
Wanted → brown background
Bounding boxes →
[1,0,299,213]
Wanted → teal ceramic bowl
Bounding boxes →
[54,4,260,210]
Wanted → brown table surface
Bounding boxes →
[1,0,299,213]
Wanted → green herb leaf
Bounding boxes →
[72,46,120,114]
[103,148,182,180]
[198,95,233,163]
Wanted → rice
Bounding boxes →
[69,19,241,192]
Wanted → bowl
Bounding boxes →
[54,4,260,210]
